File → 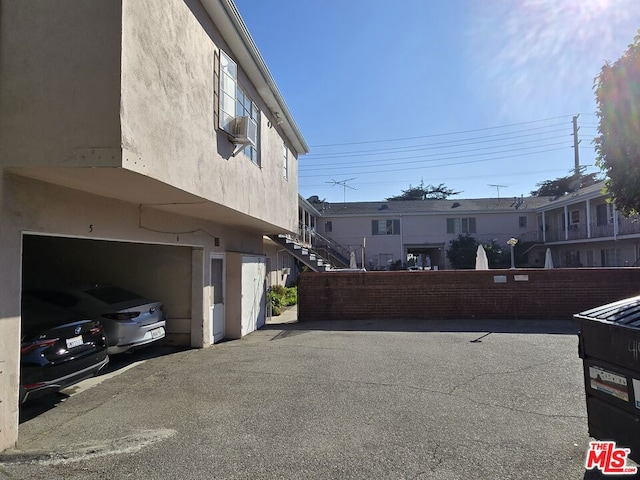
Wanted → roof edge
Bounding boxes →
[221,1,309,156]
[203,0,309,156]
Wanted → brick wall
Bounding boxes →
[298,269,640,322]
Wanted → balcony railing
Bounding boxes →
[527,216,640,243]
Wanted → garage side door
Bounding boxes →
[241,255,266,337]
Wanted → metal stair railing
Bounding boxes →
[271,233,329,271]
[310,231,351,267]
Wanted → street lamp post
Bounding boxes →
[507,237,518,269]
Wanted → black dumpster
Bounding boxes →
[575,295,640,464]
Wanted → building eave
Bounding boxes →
[298,194,322,217]
[536,192,609,212]
[201,0,309,156]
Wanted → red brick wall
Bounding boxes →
[298,269,640,321]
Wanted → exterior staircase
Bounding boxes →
[311,232,351,269]
[268,233,351,272]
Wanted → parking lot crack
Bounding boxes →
[226,365,586,421]
[446,358,563,396]
[459,398,587,420]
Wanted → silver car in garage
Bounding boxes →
[28,286,166,355]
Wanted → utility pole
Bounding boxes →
[572,115,581,176]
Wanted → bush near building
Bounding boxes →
[268,285,298,316]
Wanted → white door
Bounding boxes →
[241,255,267,336]
[210,255,225,344]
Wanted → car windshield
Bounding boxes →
[85,287,141,305]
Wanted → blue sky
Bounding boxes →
[234,0,640,202]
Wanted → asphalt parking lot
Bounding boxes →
[0,317,612,479]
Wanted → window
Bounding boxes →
[596,203,610,226]
[446,217,476,234]
[219,50,260,165]
[601,248,619,267]
[236,87,260,165]
[324,221,332,233]
[371,219,400,235]
[570,210,580,225]
[282,144,288,179]
[519,216,527,228]
[563,250,581,267]
[219,50,237,133]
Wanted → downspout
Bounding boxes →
[564,205,569,241]
[400,214,404,267]
[586,199,591,239]
[542,211,547,242]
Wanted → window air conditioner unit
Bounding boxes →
[233,116,257,147]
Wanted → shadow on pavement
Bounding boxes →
[19,343,190,424]
[262,318,579,336]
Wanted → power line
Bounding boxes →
[300,136,570,170]
[304,124,570,160]
[309,115,575,148]
[299,167,587,189]
[299,146,571,178]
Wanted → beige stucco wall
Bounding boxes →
[0,174,21,452]
[0,0,303,451]
[322,210,540,269]
[263,241,296,288]
[0,0,299,234]
[120,0,299,233]
[0,175,266,450]
[0,0,122,169]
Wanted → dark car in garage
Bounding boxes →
[28,285,167,355]
[20,294,109,404]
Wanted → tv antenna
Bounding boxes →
[326,178,356,203]
[488,184,508,199]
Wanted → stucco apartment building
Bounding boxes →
[0,0,307,450]
[313,196,550,270]
[309,181,640,270]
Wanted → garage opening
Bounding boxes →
[22,234,195,347]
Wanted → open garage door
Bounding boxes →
[22,235,196,347]
[241,255,266,336]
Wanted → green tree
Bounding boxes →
[446,234,478,269]
[483,240,510,268]
[387,180,460,201]
[594,30,640,214]
[530,170,601,197]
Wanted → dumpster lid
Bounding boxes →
[574,295,640,327]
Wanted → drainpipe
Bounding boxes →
[586,199,591,239]
[400,214,404,267]
[542,211,547,243]
[613,204,619,240]
[276,249,285,287]
[362,236,366,269]
[564,205,569,241]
